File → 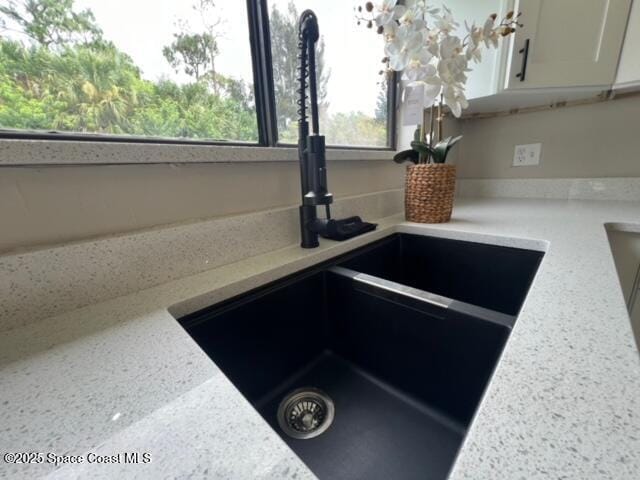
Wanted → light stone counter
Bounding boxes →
[1,198,640,479]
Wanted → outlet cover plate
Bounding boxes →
[513,143,542,167]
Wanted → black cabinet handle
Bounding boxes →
[515,38,530,82]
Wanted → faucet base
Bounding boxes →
[300,205,321,249]
[318,216,377,241]
[301,213,377,248]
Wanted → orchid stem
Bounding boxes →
[420,107,427,164]
[428,104,435,164]
[438,95,443,143]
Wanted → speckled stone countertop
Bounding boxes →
[1,198,640,479]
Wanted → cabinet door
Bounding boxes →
[505,0,632,90]
[616,0,640,88]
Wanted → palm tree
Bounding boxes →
[49,43,140,132]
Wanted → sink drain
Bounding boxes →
[277,387,334,439]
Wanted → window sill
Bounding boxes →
[0,138,395,166]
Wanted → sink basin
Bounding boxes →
[340,233,543,316]
[607,227,640,347]
[178,233,543,480]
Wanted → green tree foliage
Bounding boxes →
[0,0,257,141]
[0,0,102,47]
[325,111,387,147]
[129,80,256,140]
[163,33,218,81]
[269,1,386,146]
[270,1,329,143]
[0,38,257,139]
[375,76,388,122]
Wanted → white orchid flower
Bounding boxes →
[398,7,426,33]
[414,48,434,65]
[402,61,437,84]
[466,43,482,63]
[437,58,453,83]
[442,84,468,118]
[383,20,398,40]
[385,29,422,71]
[425,33,440,57]
[375,0,406,27]
[438,55,467,86]
[465,20,482,48]
[434,5,459,32]
[450,54,470,81]
[482,16,494,32]
[411,0,438,14]
[423,76,443,107]
[367,3,519,118]
[439,35,461,60]
[482,16,497,48]
[487,30,499,48]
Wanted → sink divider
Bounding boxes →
[328,266,516,329]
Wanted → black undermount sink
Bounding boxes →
[178,233,543,480]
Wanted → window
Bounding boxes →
[0,0,258,143]
[268,0,391,148]
[0,0,395,149]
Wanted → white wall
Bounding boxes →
[454,95,640,179]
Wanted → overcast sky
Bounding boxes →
[71,0,384,116]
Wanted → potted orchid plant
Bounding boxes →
[357,1,521,223]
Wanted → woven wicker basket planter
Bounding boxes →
[405,164,456,223]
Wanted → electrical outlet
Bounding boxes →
[513,143,542,167]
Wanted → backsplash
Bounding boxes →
[0,189,403,332]
[0,160,403,253]
[457,177,640,201]
[453,95,640,180]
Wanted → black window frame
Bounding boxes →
[0,0,397,151]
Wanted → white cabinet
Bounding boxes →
[458,0,633,112]
[506,0,631,90]
[615,0,640,90]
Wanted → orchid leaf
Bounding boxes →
[410,141,434,155]
[410,140,436,163]
[394,134,462,165]
[430,135,463,163]
[393,149,420,164]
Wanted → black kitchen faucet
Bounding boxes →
[296,10,377,248]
